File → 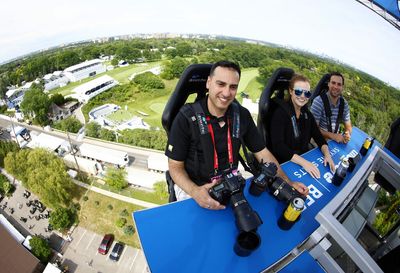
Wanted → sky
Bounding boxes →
[1,0,399,88]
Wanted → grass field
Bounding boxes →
[238,68,258,92]
[78,190,144,248]
[91,181,168,205]
[51,61,162,97]
[80,66,263,130]
[107,109,135,123]
[121,78,178,129]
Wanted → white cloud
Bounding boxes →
[1,0,399,87]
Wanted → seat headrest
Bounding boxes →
[257,67,294,147]
[310,73,330,102]
[162,63,212,135]
[258,67,294,118]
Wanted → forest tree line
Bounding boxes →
[1,37,399,145]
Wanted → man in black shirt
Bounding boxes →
[165,61,309,210]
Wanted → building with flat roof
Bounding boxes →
[73,75,118,103]
[43,72,69,91]
[0,218,42,273]
[63,59,106,82]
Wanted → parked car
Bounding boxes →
[109,242,124,261]
[98,234,114,255]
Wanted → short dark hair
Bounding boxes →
[289,74,310,90]
[329,72,345,85]
[210,61,241,78]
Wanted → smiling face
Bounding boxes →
[206,66,240,117]
[328,75,344,98]
[290,80,311,110]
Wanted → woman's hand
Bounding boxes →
[302,160,321,179]
[324,155,336,173]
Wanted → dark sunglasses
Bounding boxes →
[293,88,312,98]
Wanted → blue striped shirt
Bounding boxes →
[310,95,350,133]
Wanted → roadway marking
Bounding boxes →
[86,233,96,249]
[75,229,87,248]
[312,176,331,193]
[114,249,124,273]
[118,246,126,264]
[129,250,139,271]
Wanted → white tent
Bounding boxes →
[27,133,68,151]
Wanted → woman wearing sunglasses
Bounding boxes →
[269,74,335,179]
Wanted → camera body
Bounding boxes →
[250,162,304,203]
[209,171,262,233]
[209,172,245,206]
[249,162,277,196]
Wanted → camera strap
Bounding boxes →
[206,116,234,174]
[321,92,344,133]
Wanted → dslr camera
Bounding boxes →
[250,162,304,203]
[209,171,262,232]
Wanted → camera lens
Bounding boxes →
[231,193,263,232]
[234,230,261,257]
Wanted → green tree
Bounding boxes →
[153,181,168,199]
[53,117,83,133]
[4,148,73,207]
[99,128,116,141]
[120,209,129,217]
[85,122,101,138]
[29,236,52,263]
[176,42,192,57]
[0,73,11,99]
[116,217,127,228]
[0,141,19,167]
[0,174,14,196]
[111,58,119,66]
[161,57,189,80]
[20,88,51,125]
[50,93,65,106]
[123,225,135,235]
[3,181,11,195]
[120,129,167,151]
[104,167,128,191]
[49,207,74,231]
[133,72,165,91]
[164,48,177,59]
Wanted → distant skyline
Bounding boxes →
[1,0,399,88]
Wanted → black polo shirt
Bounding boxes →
[165,96,264,185]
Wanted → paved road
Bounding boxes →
[0,116,163,169]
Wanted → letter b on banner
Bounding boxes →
[304,184,323,210]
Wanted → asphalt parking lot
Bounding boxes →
[63,226,148,273]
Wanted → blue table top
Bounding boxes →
[133,127,374,273]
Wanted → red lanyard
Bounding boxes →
[206,117,234,173]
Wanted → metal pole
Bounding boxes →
[66,131,81,177]
[9,116,20,147]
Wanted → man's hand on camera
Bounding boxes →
[343,131,351,143]
[191,180,225,210]
[333,133,345,143]
[290,181,309,196]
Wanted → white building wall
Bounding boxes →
[73,75,118,103]
[64,60,106,82]
[44,75,70,91]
